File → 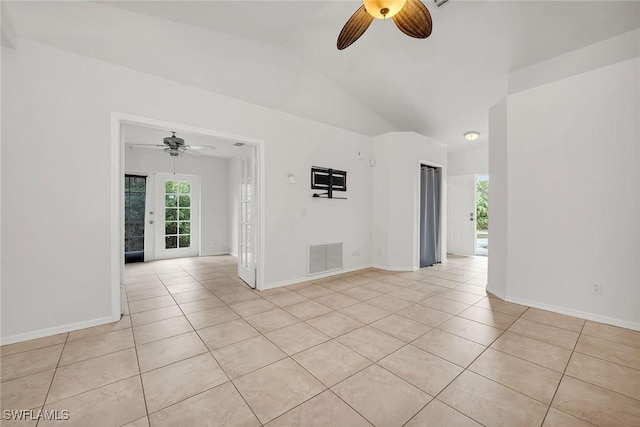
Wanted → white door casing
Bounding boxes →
[447,174,476,256]
[237,147,257,288]
[154,173,200,260]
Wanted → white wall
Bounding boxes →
[371,132,448,271]
[447,146,489,176]
[125,149,231,257]
[489,57,640,329]
[1,39,374,342]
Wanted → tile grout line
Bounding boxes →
[34,332,69,427]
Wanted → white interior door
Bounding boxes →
[155,173,200,260]
[237,147,256,288]
[447,174,476,256]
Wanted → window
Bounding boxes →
[165,180,191,249]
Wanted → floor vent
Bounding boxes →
[308,243,343,275]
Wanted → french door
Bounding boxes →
[124,175,147,263]
[155,173,200,260]
[237,147,257,288]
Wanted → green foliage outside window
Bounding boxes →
[476,179,489,230]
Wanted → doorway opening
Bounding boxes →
[111,113,265,319]
[475,174,489,256]
[419,164,442,267]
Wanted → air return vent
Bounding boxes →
[308,243,343,275]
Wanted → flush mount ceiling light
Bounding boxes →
[464,131,480,141]
[337,0,433,50]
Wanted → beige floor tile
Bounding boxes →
[469,348,562,404]
[130,306,183,326]
[439,317,503,346]
[552,376,640,427]
[127,287,170,302]
[293,340,371,387]
[47,348,139,404]
[331,364,431,427]
[128,296,176,314]
[122,416,149,427]
[265,291,309,307]
[474,296,528,316]
[543,408,596,427]
[229,298,276,317]
[213,335,287,379]
[457,306,517,330]
[565,352,640,400]
[148,382,259,427]
[197,319,260,350]
[370,314,432,342]
[420,296,470,315]
[0,344,63,382]
[60,328,135,366]
[388,288,430,303]
[340,286,382,301]
[40,376,146,427]
[125,281,164,293]
[217,290,261,305]
[405,399,482,427]
[185,306,240,329]
[509,318,580,350]
[409,283,450,296]
[412,329,486,367]
[245,309,300,333]
[282,300,333,320]
[379,345,462,396]
[133,316,193,345]
[362,281,402,294]
[68,316,132,342]
[172,289,215,304]
[306,311,364,338]
[381,276,416,287]
[338,302,391,324]
[315,293,360,310]
[165,281,205,294]
[582,321,640,349]
[439,371,548,427]
[491,331,572,372]
[0,369,55,411]
[398,304,453,327]
[294,285,335,299]
[439,290,485,304]
[366,294,414,312]
[454,284,488,296]
[266,390,371,427]
[574,334,640,370]
[178,296,226,314]
[142,353,228,413]
[137,332,207,372]
[265,322,330,355]
[522,308,585,332]
[336,326,405,361]
[233,358,325,424]
[0,334,67,358]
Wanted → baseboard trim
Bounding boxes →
[500,295,640,332]
[485,284,507,300]
[262,265,372,290]
[0,316,117,346]
[200,250,231,257]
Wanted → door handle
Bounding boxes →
[469,218,474,221]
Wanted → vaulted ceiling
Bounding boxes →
[5,1,640,151]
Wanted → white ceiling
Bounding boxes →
[5,1,640,151]
[123,123,245,159]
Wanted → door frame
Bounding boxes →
[110,113,266,320]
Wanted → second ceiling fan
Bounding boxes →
[337,0,433,50]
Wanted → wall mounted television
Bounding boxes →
[311,166,347,199]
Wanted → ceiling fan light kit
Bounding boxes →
[464,131,480,141]
[337,0,433,50]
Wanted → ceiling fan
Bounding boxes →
[337,0,433,50]
[128,132,216,157]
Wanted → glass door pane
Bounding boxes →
[124,175,146,263]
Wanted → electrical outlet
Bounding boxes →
[592,283,602,295]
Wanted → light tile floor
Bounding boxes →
[2,255,640,426]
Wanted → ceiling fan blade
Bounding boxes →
[337,5,374,50]
[392,0,433,39]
